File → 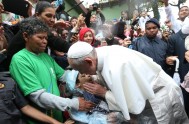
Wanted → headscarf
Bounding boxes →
[79,27,95,46]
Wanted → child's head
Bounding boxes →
[76,74,93,89]
[65,70,93,91]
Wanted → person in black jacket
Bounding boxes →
[133,18,168,72]
[1,1,71,71]
[166,30,189,116]
[0,71,64,124]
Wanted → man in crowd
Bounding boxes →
[85,3,105,33]
[163,0,189,33]
[133,18,168,72]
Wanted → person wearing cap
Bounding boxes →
[67,41,189,123]
[133,18,168,72]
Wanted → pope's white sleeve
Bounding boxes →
[165,5,181,33]
[105,91,121,111]
[29,89,79,111]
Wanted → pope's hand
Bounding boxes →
[83,82,107,98]
[78,97,95,111]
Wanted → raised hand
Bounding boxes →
[0,3,4,14]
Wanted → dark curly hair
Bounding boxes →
[20,17,49,36]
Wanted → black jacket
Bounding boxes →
[133,35,168,71]
[0,72,28,124]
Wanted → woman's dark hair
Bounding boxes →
[111,21,126,40]
[35,1,53,15]
[20,18,49,36]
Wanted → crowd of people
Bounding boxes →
[0,0,189,123]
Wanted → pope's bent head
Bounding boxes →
[67,41,97,75]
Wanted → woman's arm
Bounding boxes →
[21,105,62,124]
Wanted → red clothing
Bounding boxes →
[79,27,95,46]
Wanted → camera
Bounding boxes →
[92,2,99,11]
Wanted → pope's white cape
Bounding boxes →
[96,45,162,120]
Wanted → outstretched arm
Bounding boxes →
[162,0,181,33]
[21,105,63,124]
[29,89,95,111]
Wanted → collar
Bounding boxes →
[144,35,160,44]
[96,48,104,72]
[24,48,41,56]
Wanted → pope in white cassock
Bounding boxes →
[67,41,189,123]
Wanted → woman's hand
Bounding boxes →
[76,14,86,28]
[54,20,71,29]
[122,38,131,47]
[78,97,96,111]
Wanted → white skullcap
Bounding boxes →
[185,36,189,50]
[68,41,93,58]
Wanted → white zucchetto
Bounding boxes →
[68,41,93,58]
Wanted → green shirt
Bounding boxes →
[10,48,64,123]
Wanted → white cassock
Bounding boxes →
[68,42,188,122]
[96,45,185,121]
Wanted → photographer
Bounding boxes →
[85,3,105,33]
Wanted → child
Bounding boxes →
[64,70,126,124]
